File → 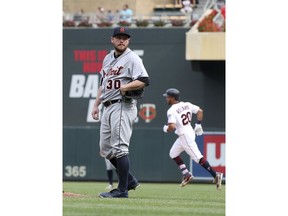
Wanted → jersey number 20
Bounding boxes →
[107,80,121,89]
[181,112,191,125]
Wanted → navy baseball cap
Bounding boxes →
[163,88,180,100]
[112,27,131,38]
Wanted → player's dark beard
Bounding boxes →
[114,45,127,55]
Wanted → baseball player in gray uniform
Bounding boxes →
[91,27,150,198]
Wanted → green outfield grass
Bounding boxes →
[63,182,225,216]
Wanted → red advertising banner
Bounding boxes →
[203,134,225,174]
[192,133,225,179]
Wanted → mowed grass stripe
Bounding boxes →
[63,182,225,216]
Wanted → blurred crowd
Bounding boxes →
[62,0,225,27]
[63,4,133,25]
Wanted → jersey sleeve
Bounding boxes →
[131,54,149,80]
[189,102,200,114]
[167,109,176,124]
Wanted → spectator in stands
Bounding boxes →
[114,9,120,23]
[96,7,106,23]
[180,0,193,23]
[120,4,133,23]
[73,9,85,22]
[180,0,193,14]
[106,10,114,23]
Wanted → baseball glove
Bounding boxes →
[123,89,144,100]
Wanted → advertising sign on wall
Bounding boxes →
[191,132,225,180]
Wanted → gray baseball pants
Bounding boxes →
[99,100,137,159]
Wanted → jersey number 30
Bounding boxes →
[181,112,191,125]
[107,80,121,89]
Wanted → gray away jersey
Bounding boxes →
[100,48,149,103]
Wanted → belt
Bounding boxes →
[103,98,133,107]
[103,99,122,107]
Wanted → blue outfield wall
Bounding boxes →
[63,28,225,182]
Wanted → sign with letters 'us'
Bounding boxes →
[191,132,225,180]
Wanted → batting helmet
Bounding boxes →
[163,88,180,100]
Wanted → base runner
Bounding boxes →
[162,88,223,190]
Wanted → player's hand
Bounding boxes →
[91,106,99,120]
[163,125,169,133]
[194,124,203,136]
[119,86,126,96]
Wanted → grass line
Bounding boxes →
[63,182,225,216]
